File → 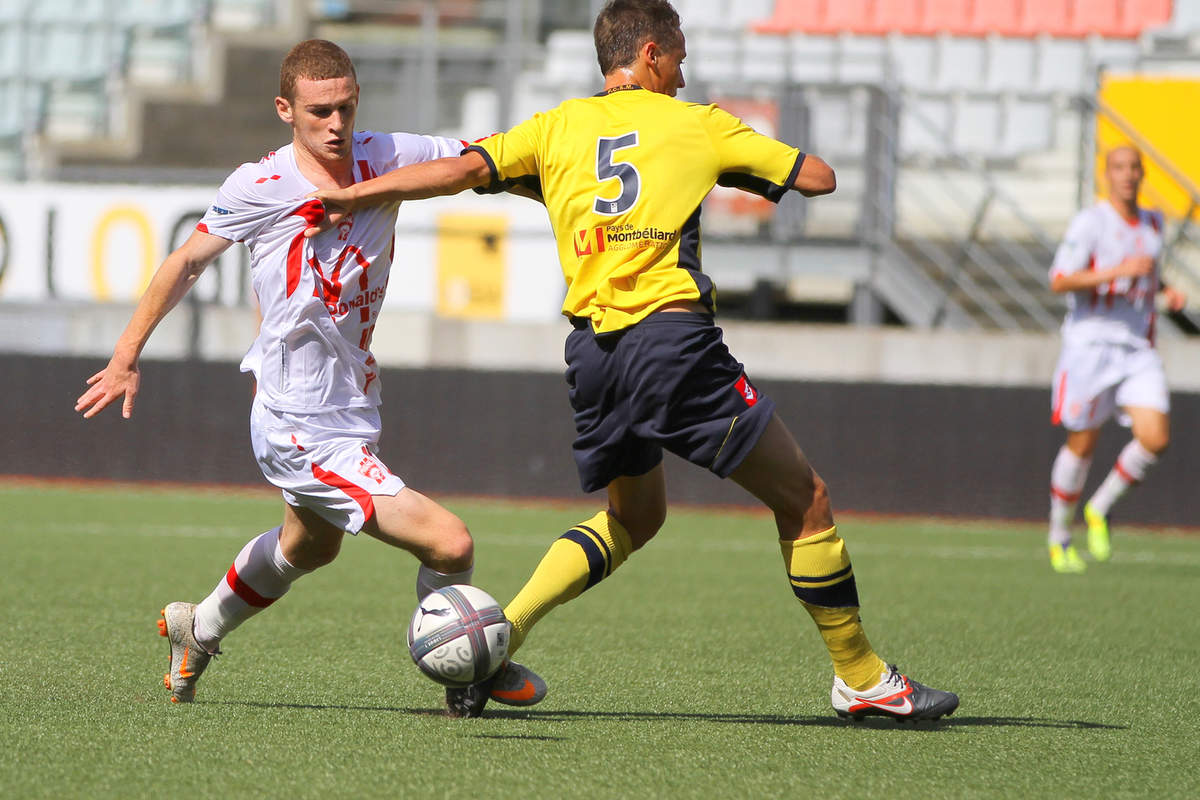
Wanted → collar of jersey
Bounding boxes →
[595,84,644,97]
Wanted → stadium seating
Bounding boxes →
[753,0,1174,37]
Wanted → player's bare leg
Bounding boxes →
[444,467,667,718]
[731,412,958,721]
[1084,407,1169,561]
[364,487,475,599]
[279,502,346,568]
[607,463,668,550]
[1049,428,1099,572]
[500,463,663,659]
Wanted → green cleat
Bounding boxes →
[1049,543,1087,574]
[1083,503,1112,562]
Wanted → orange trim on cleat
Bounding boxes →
[492,680,539,703]
[178,646,193,679]
[164,674,171,689]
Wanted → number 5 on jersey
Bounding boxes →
[594,132,641,216]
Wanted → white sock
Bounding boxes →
[193,527,310,651]
[1087,439,1158,518]
[416,563,474,601]
[1049,445,1091,546]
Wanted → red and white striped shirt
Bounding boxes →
[197,131,464,413]
[1050,201,1164,347]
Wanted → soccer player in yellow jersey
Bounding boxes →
[309,0,959,721]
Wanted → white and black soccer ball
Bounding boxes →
[407,585,510,688]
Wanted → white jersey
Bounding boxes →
[1049,201,1164,347]
[198,131,465,413]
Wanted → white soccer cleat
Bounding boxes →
[157,602,217,703]
[832,664,958,722]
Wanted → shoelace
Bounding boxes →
[882,664,907,689]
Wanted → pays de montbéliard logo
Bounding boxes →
[573,222,678,257]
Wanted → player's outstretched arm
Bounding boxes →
[792,154,836,197]
[1049,255,1154,293]
[305,151,493,238]
[75,230,231,420]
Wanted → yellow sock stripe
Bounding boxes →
[575,524,614,578]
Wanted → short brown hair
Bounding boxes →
[279,39,356,101]
[593,0,683,75]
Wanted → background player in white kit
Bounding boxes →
[74,40,546,708]
[1045,145,1186,573]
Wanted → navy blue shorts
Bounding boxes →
[564,311,776,493]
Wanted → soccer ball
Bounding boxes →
[407,585,510,687]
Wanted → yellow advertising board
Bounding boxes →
[1096,75,1200,220]
[436,212,507,319]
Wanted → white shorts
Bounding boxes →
[1050,340,1169,431]
[250,397,406,533]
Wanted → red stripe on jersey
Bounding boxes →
[312,462,376,522]
[1087,255,1098,309]
[224,564,275,608]
[1051,372,1068,426]
[285,200,326,298]
[195,222,209,234]
[357,160,375,181]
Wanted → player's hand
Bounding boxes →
[302,189,355,238]
[75,355,140,419]
[1163,286,1187,312]
[1113,255,1154,278]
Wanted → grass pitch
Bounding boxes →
[2,482,1198,799]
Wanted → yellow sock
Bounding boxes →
[780,526,887,691]
[504,511,632,655]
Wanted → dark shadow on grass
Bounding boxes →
[480,709,1127,731]
[212,701,1124,732]
[213,700,443,715]
[471,733,568,742]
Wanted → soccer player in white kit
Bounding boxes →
[1046,146,1186,573]
[75,40,545,708]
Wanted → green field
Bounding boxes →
[2,482,1198,799]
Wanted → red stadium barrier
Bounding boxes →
[753,0,1174,37]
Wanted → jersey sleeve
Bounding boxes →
[379,132,468,170]
[702,105,805,203]
[196,168,285,244]
[1050,210,1099,279]
[464,114,545,197]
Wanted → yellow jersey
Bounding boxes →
[467,86,804,334]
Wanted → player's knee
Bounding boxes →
[612,505,665,551]
[1139,429,1169,455]
[632,509,666,551]
[433,519,474,570]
